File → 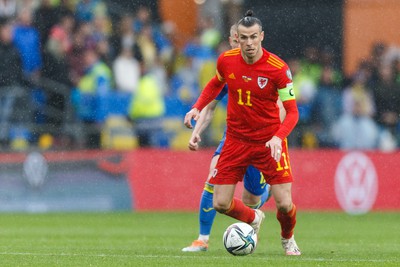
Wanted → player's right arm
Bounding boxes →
[188,99,219,151]
[184,55,226,129]
[184,76,225,128]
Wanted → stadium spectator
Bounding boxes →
[42,12,75,129]
[0,19,23,88]
[132,5,151,33]
[91,12,112,66]
[332,69,379,150]
[287,57,316,147]
[0,19,24,147]
[74,48,112,147]
[137,23,158,69]
[13,7,42,79]
[75,0,107,23]
[299,45,323,85]
[54,0,76,17]
[198,15,221,51]
[372,63,400,150]
[169,50,199,112]
[109,13,143,63]
[320,46,343,86]
[128,63,166,147]
[293,46,323,141]
[77,48,113,96]
[45,11,75,60]
[112,39,140,93]
[133,5,173,66]
[95,34,112,67]
[33,0,60,46]
[0,0,17,20]
[67,21,95,86]
[311,65,343,147]
[13,7,46,126]
[368,42,387,88]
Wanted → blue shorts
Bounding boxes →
[213,132,267,196]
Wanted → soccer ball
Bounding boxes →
[222,222,257,256]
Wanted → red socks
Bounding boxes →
[223,199,297,239]
[277,204,297,239]
[224,198,255,224]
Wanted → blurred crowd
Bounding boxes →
[290,43,400,151]
[0,0,399,151]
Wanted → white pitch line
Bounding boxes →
[0,252,398,263]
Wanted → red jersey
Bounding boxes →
[216,48,294,143]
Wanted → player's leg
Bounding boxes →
[213,183,265,234]
[211,138,265,235]
[242,165,271,209]
[182,156,219,252]
[272,182,301,256]
[254,138,300,255]
[182,132,231,252]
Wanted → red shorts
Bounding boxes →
[209,137,294,185]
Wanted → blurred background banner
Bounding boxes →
[0,150,132,212]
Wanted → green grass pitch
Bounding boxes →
[0,211,399,266]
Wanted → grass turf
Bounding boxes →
[0,211,399,266]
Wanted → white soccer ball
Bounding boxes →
[222,222,257,256]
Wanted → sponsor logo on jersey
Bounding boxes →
[257,76,268,89]
[242,75,252,82]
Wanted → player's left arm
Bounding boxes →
[274,67,299,140]
[277,97,286,122]
[275,84,298,140]
[266,67,299,162]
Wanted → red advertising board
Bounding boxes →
[127,149,400,212]
[0,149,398,213]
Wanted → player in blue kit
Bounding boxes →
[182,25,285,252]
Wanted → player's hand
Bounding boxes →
[184,108,200,129]
[265,136,282,162]
[188,133,201,151]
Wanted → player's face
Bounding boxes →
[237,24,264,62]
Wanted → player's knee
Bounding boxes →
[213,201,230,213]
[275,199,292,213]
[242,195,259,207]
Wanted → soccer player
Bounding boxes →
[184,10,301,255]
[182,25,273,252]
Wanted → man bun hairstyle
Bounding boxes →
[245,10,253,17]
[237,9,262,31]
